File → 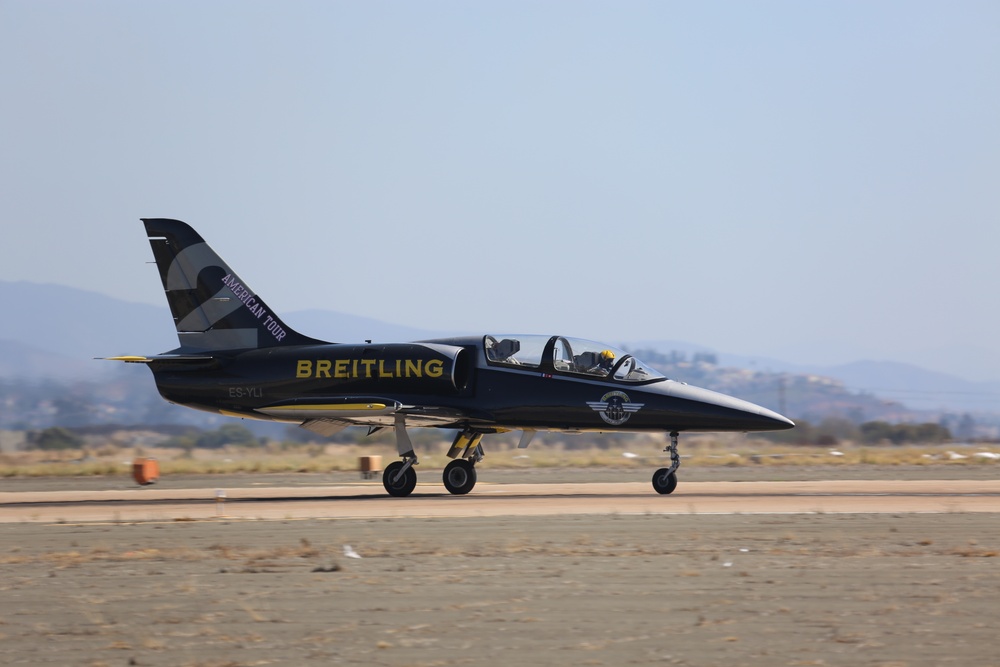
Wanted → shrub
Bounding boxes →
[29,427,83,451]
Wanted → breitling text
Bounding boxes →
[296,358,445,379]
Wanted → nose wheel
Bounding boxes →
[652,468,678,494]
[443,459,477,495]
[652,431,681,495]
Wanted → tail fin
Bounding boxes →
[142,218,326,352]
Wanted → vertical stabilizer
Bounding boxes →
[142,218,325,352]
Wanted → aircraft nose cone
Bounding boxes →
[755,406,795,431]
[713,400,795,432]
[657,382,795,432]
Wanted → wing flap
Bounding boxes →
[300,419,352,437]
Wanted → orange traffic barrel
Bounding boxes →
[132,458,160,485]
[359,455,382,479]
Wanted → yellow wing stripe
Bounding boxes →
[267,403,388,412]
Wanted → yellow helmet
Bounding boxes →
[600,349,615,360]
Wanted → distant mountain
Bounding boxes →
[0,339,93,379]
[0,280,451,381]
[721,353,1000,414]
[818,360,1000,414]
[599,342,1000,416]
[282,309,448,344]
[0,280,177,364]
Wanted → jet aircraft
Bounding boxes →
[108,219,794,497]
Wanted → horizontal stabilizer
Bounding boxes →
[100,354,215,364]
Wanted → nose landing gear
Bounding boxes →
[652,431,681,495]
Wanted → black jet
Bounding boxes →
[108,219,793,497]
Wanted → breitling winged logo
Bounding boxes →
[586,390,644,426]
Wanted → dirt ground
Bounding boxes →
[1,469,999,667]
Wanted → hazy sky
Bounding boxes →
[2,2,998,379]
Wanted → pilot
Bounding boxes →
[590,349,615,375]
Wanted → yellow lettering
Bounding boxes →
[302,357,447,380]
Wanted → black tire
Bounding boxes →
[442,459,478,495]
[383,461,417,497]
[652,468,678,495]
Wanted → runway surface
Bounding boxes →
[3,479,999,522]
[5,478,1000,665]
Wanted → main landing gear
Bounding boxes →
[442,429,483,495]
[443,459,477,495]
[383,459,417,497]
[382,415,420,497]
[651,431,681,495]
[380,421,485,497]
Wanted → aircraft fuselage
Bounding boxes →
[149,336,790,435]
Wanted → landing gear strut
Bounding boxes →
[652,431,681,495]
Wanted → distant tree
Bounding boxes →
[30,427,83,450]
[194,424,260,449]
[913,422,951,444]
[860,421,895,444]
[816,417,860,444]
[283,425,318,443]
[860,421,951,445]
[163,424,260,450]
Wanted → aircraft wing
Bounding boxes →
[255,398,403,421]
[256,398,495,435]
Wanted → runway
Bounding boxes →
[4,479,1000,666]
[3,479,999,522]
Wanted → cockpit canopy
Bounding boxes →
[484,335,666,384]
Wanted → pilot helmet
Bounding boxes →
[600,349,615,361]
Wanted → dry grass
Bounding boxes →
[0,434,997,478]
